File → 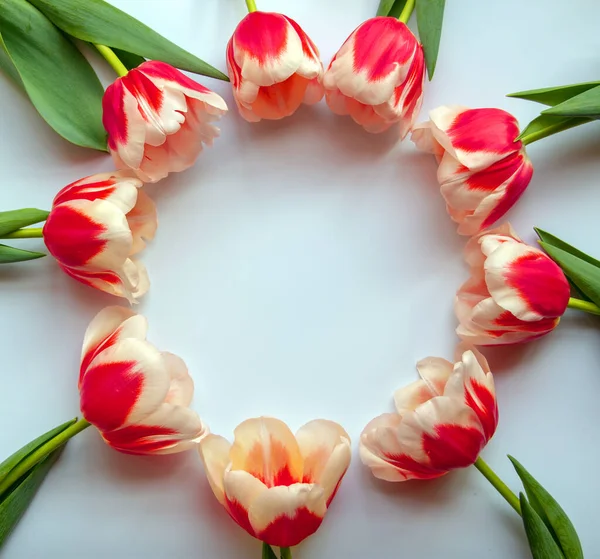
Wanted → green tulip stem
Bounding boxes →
[0,227,44,239]
[474,457,522,515]
[95,44,129,77]
[398,0,416,23]
[280,548,292,559]
[567,297,600,315]
[0,418,91,499]
[245,0,258,12]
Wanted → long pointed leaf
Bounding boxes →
[517,114,590,142]
[110,48,145,71]
[262,542,278,559]
[539,241,600,307]
[535,229,600,269]
[0,419,76,482]
[510,457,583,558]
[0,245,45,264]
[0,209,49,237]
[543,84,600,119]
[0,447,64,547]
[27,0,228,81]
[0,34,22,88]
[377,0,397,16]
[520,494,566,559]
[508,81,600,107]
[0,0,107,151]
[415,0,445,79]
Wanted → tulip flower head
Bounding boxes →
[360,345,498,481]
[199,417,351,547]
[411,105,534,235]
[226,11,324,122]
[102,61,228,182]
[79,306,207,454]
[43,171,156,302]
[323,17,425,135]
[456,223,571,345]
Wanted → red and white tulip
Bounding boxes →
[102,61,228,183]
[43,171,156,302]
[360,345,498,481]
[456,223,571,345]
[199,417,351,547]
[226,12,324,122]
[79,306,207,455]
[323,17,425,135]
[411,106,534,235]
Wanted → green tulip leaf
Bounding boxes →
[110,48,145,71]
[508,81,600,107]
[262,542,278,559]
[0,448,64,547]
[415,0,445,80]
[0,419,76,484]
[510,457,583,558]
[517,114,591,143]
[0,245,45,264]
[535,229,600,270]
[520,494,567,559]
[27,0,228,81]
[377,0,397,16]
[0,0,107,151]
[539,241,600,308]
[0,209,49,238]
[542,84,600,119]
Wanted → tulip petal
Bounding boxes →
[80,306,146,385]
[395,356,454,411]
[359,413,442,481]
[485,242,570,321]
[430,106,522,171]
[249,483,327,547]
[295,420,351,502]
[230,417,303,487]
[223,469,267,537]
[398,397,486,472]
[199,434,232,504]
[162,352,194,407]
[102,402,206,455]
[233,13,304,89]
[81,338,170,431]
[444,350,498,441]
[126,189,157,255]
[53,172,142,211]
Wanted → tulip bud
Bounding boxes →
[360,345,498,481]
[226,11,324,122]
[199,417,350,548]
[324,17,425,135]
[456,223,571,345]
[42,171,156,302]
[412,106,534,235]
[79,306,207,454]
[102,61,228,182]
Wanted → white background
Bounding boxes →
[1,0,600,557]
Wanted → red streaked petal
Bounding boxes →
[43,204,107,268]
[79,307,145,386]
[249,484,327,547]
[422,423,485,470]
[80,358,143,431]
[80,338,170,430]
[448,108,521,156]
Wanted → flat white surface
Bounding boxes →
[1,0,600,557]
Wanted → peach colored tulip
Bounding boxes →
[199,417,350,547]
